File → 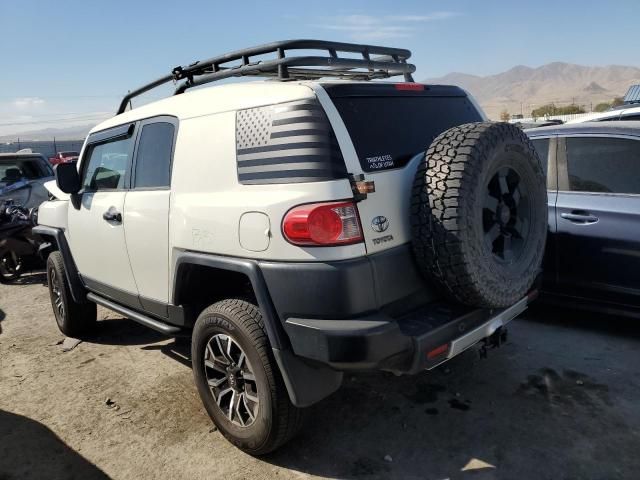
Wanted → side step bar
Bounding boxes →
[86,292,183,336]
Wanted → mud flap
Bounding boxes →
[272,348,343,408]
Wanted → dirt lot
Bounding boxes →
[1,272,640,480]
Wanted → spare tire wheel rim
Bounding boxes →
[482,166,531,263]
[204,333,259,427]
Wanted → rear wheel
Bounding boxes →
[411,122,547,308]
[46,251,97,336]
[192,299,303,455]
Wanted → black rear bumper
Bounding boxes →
[258,244,535,375]
[283,295,532,374]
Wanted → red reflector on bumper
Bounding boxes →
[427,343,449,359]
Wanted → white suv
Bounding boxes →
[34,40,548,454]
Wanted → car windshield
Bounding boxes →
[0,157,52,187]
[60,151,79,157]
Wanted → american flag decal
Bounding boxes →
[236,99,347,184]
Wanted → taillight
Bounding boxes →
[282,201,363,246]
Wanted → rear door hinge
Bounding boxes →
[349,174,375,201]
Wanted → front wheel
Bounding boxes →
[192,299,303,455]
[46,251,97,337]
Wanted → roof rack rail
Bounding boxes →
[116,39,416,114]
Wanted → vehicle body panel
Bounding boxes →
[124,190,170,303]
[67,191,139,294]
[527,122,640,311]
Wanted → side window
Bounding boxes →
[621,114,640,121]
[133,122,175,188]
[566,137,640,194]
[82,136,133,190]
[530,138,549,177]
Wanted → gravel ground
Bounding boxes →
[1,272,640,480]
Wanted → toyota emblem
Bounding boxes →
[371,216,389,233]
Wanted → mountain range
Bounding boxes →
[425,62,640,119]
[4,62,640,140]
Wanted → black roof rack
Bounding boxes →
[117,39,416,114]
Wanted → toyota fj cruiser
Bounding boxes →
[34,40,547,454]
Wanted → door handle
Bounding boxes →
[102,207,122,223]
[560,211,598,224]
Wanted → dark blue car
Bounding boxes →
[526,121,640,317]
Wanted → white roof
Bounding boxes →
[92,80,317,134]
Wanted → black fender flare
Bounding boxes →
[172,251,343,407]
[172,250,289,349]
[32,225,88,304]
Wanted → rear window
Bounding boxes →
[331,96,482,172]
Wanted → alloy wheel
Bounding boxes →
[204,334,259,427]
[49,267,65,318]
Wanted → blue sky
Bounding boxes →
[1,0,639,135]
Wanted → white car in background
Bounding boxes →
[568,85,640,123]
[567,105,640,123]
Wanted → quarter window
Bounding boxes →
[133,122,175,188]
[566,137,640,194]
[82,136,133,190]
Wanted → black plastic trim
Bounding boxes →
[79,123,137,193]
[283,300,526,374]
[172,251,288,349]
[87,123,135,144]
[86,293,182,336]
[172,250,346,407]
[83,276,143,311]
[272,348,343,408]
[82,276,184,324]
[258,244,435,321]
[31,225,87,303]
[140,295,169,319]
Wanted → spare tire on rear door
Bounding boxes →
[411,122,547,308]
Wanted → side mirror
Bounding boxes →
[55,162,81,194]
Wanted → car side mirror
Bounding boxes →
[55,162,81,194]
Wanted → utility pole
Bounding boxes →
[53,136,57,154]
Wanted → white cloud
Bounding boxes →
[13,97,46,108]
[389,12,459,22]
[310,12,459,41]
